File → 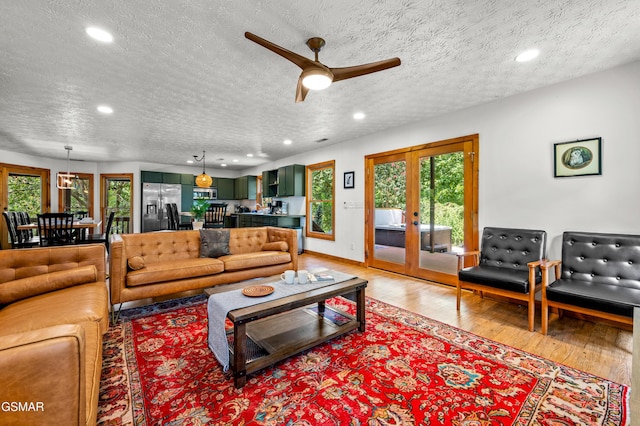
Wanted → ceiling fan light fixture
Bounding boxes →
[301,69,333,90]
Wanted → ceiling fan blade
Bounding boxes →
[295,75,310,103]
[331,57,401,83]
[245,32,315,70]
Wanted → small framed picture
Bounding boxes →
[344,171,355,189]
[554,137,602,178]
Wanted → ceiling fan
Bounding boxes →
[245,32,401,103]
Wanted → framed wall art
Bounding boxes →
[344,171,355,189]
[553,137,602,178]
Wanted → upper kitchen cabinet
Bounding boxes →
[262,169,278,198]
[277,164,305,197]
[216,178,235,200]
[234,175,257,200]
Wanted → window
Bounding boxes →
[58,172,94,218]
[306,160,335,240]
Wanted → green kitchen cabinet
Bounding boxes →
[262,169,278,198]
[216,178,235,200]
[277,164,305,197]
[234,175,257,200]
[141,171,163,183]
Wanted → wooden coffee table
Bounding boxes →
[206,276,367,387]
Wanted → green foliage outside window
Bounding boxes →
[310,167,333,234]
[8,175,41,217]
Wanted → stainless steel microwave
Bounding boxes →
[193,188,217,200]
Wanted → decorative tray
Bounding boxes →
[242,285,275,297]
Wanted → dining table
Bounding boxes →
[17,221,102,242]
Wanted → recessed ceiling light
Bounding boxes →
[283,139,292,145]
[232,159,239,163]
[247,153,253,157]
[97,105,113,114]
[353,112,365,120]
[515,49,539,62]
[86,27,113,43]
[221,163,227,167]
[187,160,194,164]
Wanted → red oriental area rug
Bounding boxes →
[98,295,629,425]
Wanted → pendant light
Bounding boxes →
[56,146,76,190]
[193,151,213,188]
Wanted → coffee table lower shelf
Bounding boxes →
[229,305,358,376]
[223,278,367,388]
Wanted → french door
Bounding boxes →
[365,135,478,285]
[100,174,133,234]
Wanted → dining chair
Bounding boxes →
[166,203,179,230]
[77,211,115,251]
[3,211,39,249]
[37,213,75,246]
[203,203,227,229]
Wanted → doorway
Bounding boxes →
[100,174,133,234]
[365,135,478,285]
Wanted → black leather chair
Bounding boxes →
[203,203,227,229]
[541,231,640,334]
[37,212,75,246]
[77,211,115,252]
[457,227,546,331]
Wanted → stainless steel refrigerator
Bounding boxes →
[141,183,182,232]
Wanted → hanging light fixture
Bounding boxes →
[56,146,76,190]
[193,151,213,188]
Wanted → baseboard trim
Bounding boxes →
[301,250,365,267]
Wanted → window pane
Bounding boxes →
[8,174,41,217]
[311,168,333,200]
[310,201,333,234]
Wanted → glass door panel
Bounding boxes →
[371,157,407,270]
[101,174,133,234]
[416,151,464,275]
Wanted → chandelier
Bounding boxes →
[56,146,76,190]
[193,151,212,188]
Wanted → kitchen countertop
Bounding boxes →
[233,212,305,217]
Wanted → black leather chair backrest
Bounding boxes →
[561,231,640,289]
[480,227,546,273]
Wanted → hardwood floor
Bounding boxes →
[298,252,633,386]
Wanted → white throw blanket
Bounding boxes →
[207,270,356,371]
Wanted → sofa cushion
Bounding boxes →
[200,229,231,258]
[127,256,145,271]
[0,265,98,305]
[126,258,224,287]
[262,241,288,252]
[0,282,108,337]
[219,251,291,272]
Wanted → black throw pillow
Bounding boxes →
[199,229,231,258]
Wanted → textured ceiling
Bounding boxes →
[1,0,639,170]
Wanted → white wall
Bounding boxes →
[248,60,640,262]
[4,60,639,260]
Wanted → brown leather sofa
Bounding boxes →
[0,244,109,426]
[109,227,298,313]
